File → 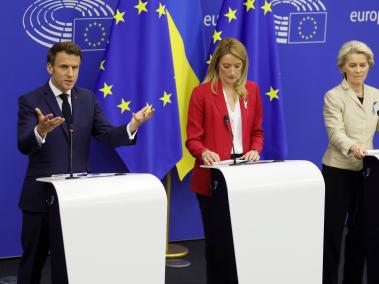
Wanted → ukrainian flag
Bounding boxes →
[166,0,207,180]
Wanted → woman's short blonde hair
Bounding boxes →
[204,37,249,96]
[337,40,374,73]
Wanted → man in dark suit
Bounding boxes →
[16,41,153,284]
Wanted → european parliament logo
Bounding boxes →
[22,0,115,51]
[271,0,327,44]
[73,18,112,51]
[288,12,326,44]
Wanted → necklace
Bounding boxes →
[223,88,238,111]
[347,81,364,97]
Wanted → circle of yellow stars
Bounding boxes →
[113,2,167,24]
[207,0,278,104]
[211,0,272,45]
[298,16,318,40]
[83,22,107,47]
[99,1,174,115]
[105,0,278,110]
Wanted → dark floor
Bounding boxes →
[0,240,206,284]
[165,240,206,284]
[0,236,368,284]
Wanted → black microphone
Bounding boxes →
[66,123,78,179]
[377,110,379,116]
[224,115,237,165]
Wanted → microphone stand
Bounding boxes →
[66,124,79,179]
[224,115,237,165]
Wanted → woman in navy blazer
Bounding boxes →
[186,38,264,284]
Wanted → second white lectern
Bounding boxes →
[38,173,167,284]
[205,160,324,284]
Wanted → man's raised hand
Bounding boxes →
[35,108,65,138]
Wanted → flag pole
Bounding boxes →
[165,170,191,267]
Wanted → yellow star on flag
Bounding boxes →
[243,0,256,12]
[206,55,213,65]
[212,30,222,44]
[145,102,153,115]
[113,9,125,25]
[135,0,148,15]
[160,91,172,106]
[261,0,272,15]
[99,82,113,98]
[266,86,279,102]
[99,60,105,71]
[156,2,166,18]
[224,7,237,23]
[117,98,131,113]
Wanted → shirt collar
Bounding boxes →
[49,79,72,97]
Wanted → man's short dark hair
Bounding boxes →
[47,42,82,65]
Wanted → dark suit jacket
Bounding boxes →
[186,80,264,196]
[17,82,135,212]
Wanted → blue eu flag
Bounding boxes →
[209,0,287,160]
[94,0,182,179]
[288,12,327,44]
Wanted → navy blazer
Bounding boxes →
[17,82,135,212]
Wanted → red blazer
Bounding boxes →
[186,80,264,196]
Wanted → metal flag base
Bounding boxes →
[165,243,191,267]
[166,258,191,268]
[166,243,188,258]
[164,173,191,267]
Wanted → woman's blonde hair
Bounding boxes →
[204,37,249,96]
[337,40,374,74]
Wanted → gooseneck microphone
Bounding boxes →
[224,115,237,165]
[66,123,78,179]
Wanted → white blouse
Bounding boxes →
[223,89,243,154]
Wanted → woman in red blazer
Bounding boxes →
[186,38,264,284]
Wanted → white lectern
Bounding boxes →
[205,160,324,284]
[38,173,167,284]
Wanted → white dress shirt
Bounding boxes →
[223,89,243,154]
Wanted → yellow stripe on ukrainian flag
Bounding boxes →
[166,10,199,180]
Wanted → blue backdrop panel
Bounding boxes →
[0,0,119,257]
[277,0,379,166]
[1,0,379,257]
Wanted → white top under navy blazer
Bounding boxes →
[322,79,379,171]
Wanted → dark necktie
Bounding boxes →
[59,93,72,124]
